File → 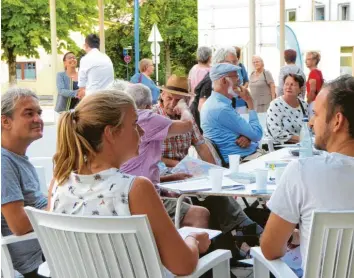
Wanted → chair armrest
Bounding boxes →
[177,249,232,278]
[38,261,51,277]
[251,247,297,278]
[1,232,37,245]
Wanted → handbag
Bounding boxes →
[65,78,73,111]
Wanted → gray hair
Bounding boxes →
[125,83,152,109]
[108,79,131,91]
[1,87,38,117]
[212,47,237,65]
[197,46,212,64]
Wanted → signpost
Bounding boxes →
[123,46,132,80]
[148,24,163,85]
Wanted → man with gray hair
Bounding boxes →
[116,83,210,229]
[1,88,47,277]
[201,63,263,164]
[190,46,245,132]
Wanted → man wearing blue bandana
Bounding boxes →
[201,63,264,164]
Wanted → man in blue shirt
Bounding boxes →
[1,88,47,277]
[201,63,263,164]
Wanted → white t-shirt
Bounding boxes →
[78,48,114,95]
[267,152,354,269]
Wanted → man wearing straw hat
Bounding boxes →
[153,75,263,260]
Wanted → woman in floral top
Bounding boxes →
[266,74,308,145]
[48,90,210,276]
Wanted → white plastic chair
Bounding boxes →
[34,166,47,196]
[251,210,354,278]
[26,126,57,158]
[30,157,53,187]
[25,207,232,278]
[1,233,37,278]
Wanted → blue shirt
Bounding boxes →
[131,73,160,104]
[200,92,263,163]
[1,148,47,274]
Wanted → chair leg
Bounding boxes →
[253,259,270,278]
[212,259,230,278]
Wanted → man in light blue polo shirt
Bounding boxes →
[200,63,263,164]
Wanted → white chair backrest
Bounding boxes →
[34,166,47,195]
[240,112,267,132]
[1,240,15,278]
[25,207,165,278]
[304,211,354,278]
[26,125,57,158]
[30,157,53,187]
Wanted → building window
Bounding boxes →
[338,3,350,20]
[286,9,296,22]
[315,6,325,21]
[340,46,353,76]
[16,62,36,80]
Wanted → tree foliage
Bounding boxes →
[105,0,198,84]
[1,0,97,83]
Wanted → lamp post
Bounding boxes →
[134,0,140,74]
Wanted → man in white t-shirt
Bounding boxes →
[78,34,114,97]
[260,75,354,270]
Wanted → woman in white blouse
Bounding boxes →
[48,90,210,276]
[266,74,308,144]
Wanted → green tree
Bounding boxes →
[1,0,97,84]
[105,0,198,84]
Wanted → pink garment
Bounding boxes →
[120,109,172,185]
[188,64,211,95]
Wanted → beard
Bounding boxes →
[314,126,331,151]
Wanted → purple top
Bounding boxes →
[120,110,172,185]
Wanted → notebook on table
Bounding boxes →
[158,177,245,194]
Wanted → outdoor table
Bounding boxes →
[158,148,298,228]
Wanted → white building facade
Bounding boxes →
[198,0,354,84]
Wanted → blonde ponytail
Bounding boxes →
[53,90,136,185]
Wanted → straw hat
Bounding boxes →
[158,75,195,97]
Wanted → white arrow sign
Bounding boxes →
[148,24,163,42]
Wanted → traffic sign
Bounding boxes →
[124,55,131,64]
[152,55,160,64]
[150,42,161,56]
[148,24,163,42]
[123,49,128,56]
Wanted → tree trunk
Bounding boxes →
[7,48,17,85]
[165,43,171,82]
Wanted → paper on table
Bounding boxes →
[178,226,222,240]
[158,177,245,193]
[281,246,302,270]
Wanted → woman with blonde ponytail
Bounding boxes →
[48,90,211,277]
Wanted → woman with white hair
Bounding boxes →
[188,46,212,96]
[249,55,276,112]
[130,58,160,104]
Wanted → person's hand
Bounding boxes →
[236,135,251,148]
[167,173,193,181]
[238,86,253,103]
[77,88,85,99]
[173,99,189,115]
[187,232,211,254]
[162,191,180,198]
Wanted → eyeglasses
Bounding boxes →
[65,56,77,60]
